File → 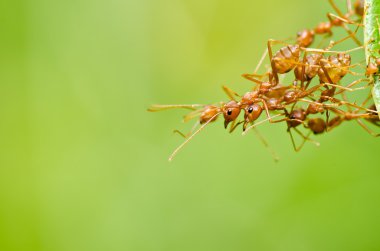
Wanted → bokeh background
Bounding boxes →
[1,0,380,250]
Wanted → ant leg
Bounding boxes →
[346,0,353,14]
[222,85,240,101]
[302,46,363,54]
[229,120,244,133]
[324,22,362,49]
[361,92,373,107]
[242,113,286,135]
[356,119,380,136]
[340,91,353,113]
[288,128,298,151]
[293,127,320,148]
[327,12,362,26]
[300,50,308,89]
[173,130,187,138]
[334,78,370,94]
[253,48,269,74]
[321,82,365,92]
[183,109,204,123]
[252,127,280,162]
[256,98,279,123]
[289,128,318,152]
[173,121,200,138]
[267,39,280,84]
[318,95,376,113]
[326,110,330,131]
[328,0,346,18]
[326,115,343,132]
[242,73,265,86]
[168,112,221,161]
[317,34,331,48]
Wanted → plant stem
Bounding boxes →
[364,0,380,117]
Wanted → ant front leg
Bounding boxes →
[288,128,319,152]
[251,127,280,162]
[253,47,269,74]
[298,50,308,90]
[267,39,284,85]
[173,121,200,138]
[228,120,244,133]
[241,73,265,87]
[328,0,346,18]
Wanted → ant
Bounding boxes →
[296,0,364,49]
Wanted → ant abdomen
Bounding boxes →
[294,54,322,81]
[272,45,300,74]
[307,118,326,134]
[318,53,351,84]
[200,106,220,124]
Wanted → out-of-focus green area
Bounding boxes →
[0,0,380,250]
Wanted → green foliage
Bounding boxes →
[365,0,380,117]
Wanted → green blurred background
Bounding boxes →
[1,0,380,250]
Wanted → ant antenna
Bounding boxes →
[147,104,205,112]
[168,112,221,162]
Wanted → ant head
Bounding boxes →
[307,118,326,134]
[354,0,364,16]
[366,62,379,76]
[222,101,241,128]
[244,104,262,128]
[287,108,306,128]
[296,29,314,47]
[199,105,220,124]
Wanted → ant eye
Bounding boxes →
[248,107,253,113]
[227,109,232,116]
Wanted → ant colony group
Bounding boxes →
[149,0,380,161]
